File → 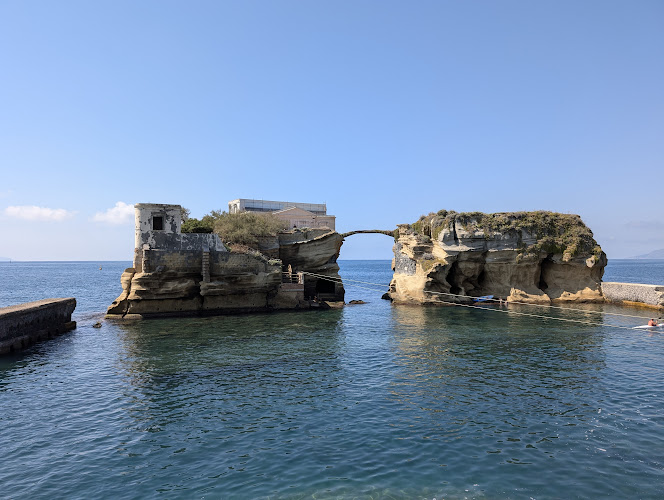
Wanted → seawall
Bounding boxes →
[601,282,664,311]
[0,298,77,354]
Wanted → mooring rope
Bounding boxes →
[300,271,655,331]
[301,271,656,321]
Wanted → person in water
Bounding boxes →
[648,318,658,327]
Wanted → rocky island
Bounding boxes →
[388,210,606,305]
[107,204,617,318]
[106,204,344,318]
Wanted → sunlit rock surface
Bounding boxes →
[388,211,606,305]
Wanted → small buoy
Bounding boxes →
[93,322,102,328]
[99,266,102,270]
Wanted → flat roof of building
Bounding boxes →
[229,199,327,214]
[135,203,182,210]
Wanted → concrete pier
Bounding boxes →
[0,298,77,354]
[602,282,664,311]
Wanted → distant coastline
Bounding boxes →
[630,249,664,260]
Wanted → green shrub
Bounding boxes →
[181,216,214,233]
[213,212,288,247]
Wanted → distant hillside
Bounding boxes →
[631,249,664,259]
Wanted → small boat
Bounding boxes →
[473,295,494,303]
[634,323,664,330]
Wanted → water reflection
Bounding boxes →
[110,310,361,496]
[3,261,664,498]
[387,304,608,462]
[114,310,346,419]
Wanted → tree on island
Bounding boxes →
[181,208,287,248]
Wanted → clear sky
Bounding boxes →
[1,1,662,261]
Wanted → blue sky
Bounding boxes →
[1,1,662,261]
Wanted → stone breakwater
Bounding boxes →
[602,282,664,310]
[0,298,76,354]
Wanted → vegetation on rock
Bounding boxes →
[181,216,215,233]
[410,210,603,261]
[213,212,288,247]
[180,208,288,249]
[180,207,215,233]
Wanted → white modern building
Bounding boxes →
[228,198,335,230]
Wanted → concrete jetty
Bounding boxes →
[602,282,664,311]
[0,298,77,354]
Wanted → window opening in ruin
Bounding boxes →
[153,216,164,231]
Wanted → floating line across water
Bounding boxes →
[301,271,655,331]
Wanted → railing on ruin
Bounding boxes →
[282,272,304,284]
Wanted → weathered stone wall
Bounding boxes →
[134,203,181,248]
[144,249,203,273]
[140,247,229,274]
[133,203,226,272]
[602,282,664,310]
[134,235,227,272]
[209,252,274,276]
[1,298,76,354]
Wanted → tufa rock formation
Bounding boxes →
[260,229,345,302]
[108,204,611,317]
[388,210,607,305]
[106,250,291,318]
[107,204,344,318]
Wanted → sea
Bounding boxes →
[0,259,663,499]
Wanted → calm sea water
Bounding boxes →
[1,260,663,499]
[602,259,664,285]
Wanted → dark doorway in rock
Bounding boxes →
[316,278,336,295]
[538,256,555,292]
[477,268,487,289]
[446,261,462,296]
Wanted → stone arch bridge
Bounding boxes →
[340,229,395,238]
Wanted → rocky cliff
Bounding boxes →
[257,229,344,301]
[107,229,344,318]
[388,210,606,305]
[275,229,345,302]
[106,249,294,318]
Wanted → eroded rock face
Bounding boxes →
[107,251,304,317]
[277,230,345,301]
[389,211,607,305]
[107,229,345,318]
[256,229,345,301]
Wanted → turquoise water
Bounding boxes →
[1,260,664,498]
